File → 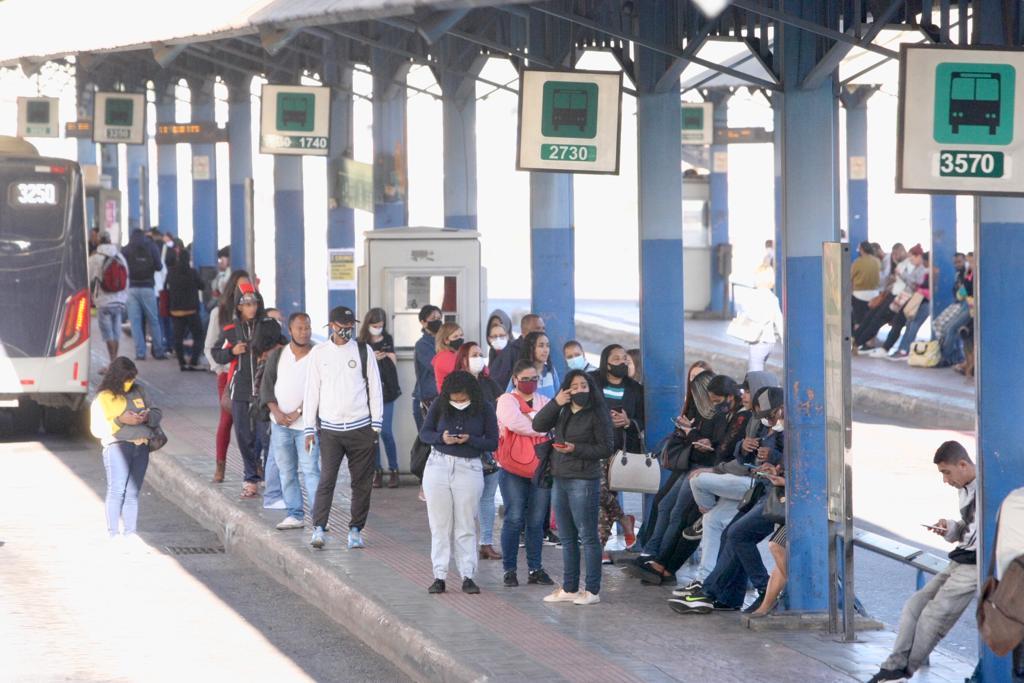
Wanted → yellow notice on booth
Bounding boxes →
[328,249,356,291]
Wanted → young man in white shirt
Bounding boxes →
[304,306,384,549]
[260,312,320,530]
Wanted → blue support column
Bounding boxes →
[100,143,119,189]
[440,64,481,230]
[190,81,218,269]
[227,82,252,271]
[324,45,356,313]
[372,50,409,229]
[777,0,840,613]
[75,79,97,230]
[773,95,783,295]
[273,154,305,318]
[840,86,874,253]
[155,85,178,236]
[636,0,685,449]
[530,173,574,373]
[707,89,731,314]
[126,115,148,231]
[975,5,1021,680]
[930,195,957,319]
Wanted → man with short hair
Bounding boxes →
[563,340,597,373]
[261,312,320,530]
[88,231,130,371]
[851,240,882,331]
[490,313,545,389]
[413,304,442,431]
[867,441,978,683]
[122,228,167,360]
[304,306,384,550]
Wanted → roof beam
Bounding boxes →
[800,0,904,89]
[417,9,469,45]
[654,21,717,93]
[151,42,187,68]
[259,26,300,57]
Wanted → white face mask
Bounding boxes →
[760,418,772,427]
[490,336,508,351]
[368,325,384,336]
[450,400,471,411]
[771,420,784,433]
[468,356,487,374]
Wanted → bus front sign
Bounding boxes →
[899,45,1024,195]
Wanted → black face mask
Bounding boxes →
[449,338,465,350]
[714,401,730,415]
[608,363,629,379]
[571,391,591,407]
[426,319,442,334]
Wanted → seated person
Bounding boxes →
[867,441,977,683]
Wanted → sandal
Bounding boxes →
[240,482,258,499]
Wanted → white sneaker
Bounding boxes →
[310,526,325,549]
[543,587,581,603]
[348,528,365,549]
[573,590,601,606]
[867,347,888,358]
[263,499,287,510]
[276,516,304,530]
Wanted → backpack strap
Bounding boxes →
[358,341,372,418]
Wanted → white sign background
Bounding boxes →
[899,45,1024,195]
[93,92,146,145]
[259,84,331,156]
[17,97,59,138]
[517,69,622,174]
[682,102,714,145]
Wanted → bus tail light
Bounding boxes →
[56,289,90,355]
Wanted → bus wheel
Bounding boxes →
[13,401,41,436]
[42,406,72,436]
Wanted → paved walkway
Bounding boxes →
[94,335,976,683]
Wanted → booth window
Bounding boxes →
[392,274,458,348]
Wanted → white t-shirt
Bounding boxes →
[273,346,310,430]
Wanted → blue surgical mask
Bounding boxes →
[566,356,587,371]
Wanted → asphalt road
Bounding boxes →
[0,434,408,683]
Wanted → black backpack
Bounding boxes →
[124,242,156,282]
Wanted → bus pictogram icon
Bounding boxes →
[542,81,598,139]
[933,62,1015,145]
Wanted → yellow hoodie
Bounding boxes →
[90,389,152,446]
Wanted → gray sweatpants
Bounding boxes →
[882,560,976,674]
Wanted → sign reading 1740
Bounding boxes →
[259,84,331,157]
[899,46,1024,195]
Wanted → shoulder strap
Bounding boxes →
[358,342,371,416]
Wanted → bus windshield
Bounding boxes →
[0,170,68,248]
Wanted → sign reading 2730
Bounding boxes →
[898,45,1024,195]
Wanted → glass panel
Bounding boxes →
[682,199,709,247]
[391,274,458,348]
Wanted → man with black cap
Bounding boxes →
[304,306,384,550]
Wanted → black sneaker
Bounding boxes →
[681,517,704,541]
[668,594,713,615]
[503,570,519,587]
[528,568,554,585]
[622,559,664,584]
[742,589,767,614]
[712,601,740,611]
[428,579,446,594]
[462,578,480,594]
[672,579,703,597]
[866,668,910,683]
[544,531,561,546]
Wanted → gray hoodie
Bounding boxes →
[88,243,129,309]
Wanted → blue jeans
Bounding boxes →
[376,401,398,470]
[125,287,164,358]
[897,303,931,354]
[552,477,602,595]
[646,475,693,559]
[412,396,425,433]
[940,304,972,366]
[102,441,150,536]
[97,304,125,342]
[479,471,499,546]
[703,500,775,608]
[270,423,321,519]
[498,469,550,573]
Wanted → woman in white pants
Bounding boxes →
[419,370,499,594]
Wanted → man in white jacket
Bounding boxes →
[87,232,129,371]
[304,306,384,550]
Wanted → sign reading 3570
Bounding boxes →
[898,45,1024,195]
[259,84,331,156]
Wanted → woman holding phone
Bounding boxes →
[90,357,163,538]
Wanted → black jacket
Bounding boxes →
[489,336,524,390]
[532,400,614,480]
[123,230,163,288]
[477,375,502,406]
[212,317,259,401]
[420,399,499,459]
[370,333,402,404]
[166,265,203,312]
[589,372,645,452]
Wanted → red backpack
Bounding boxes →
[100,256,128,293]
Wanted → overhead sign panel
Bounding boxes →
[517,69,622,174]
[898,45,1024,195]
[93,92,145,144]
[155,122,227,145]
[17,97,59,138]
[259,84,331,156]
[682,103,714,144]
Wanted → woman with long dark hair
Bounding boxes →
[419,371,499,595]
[90,357,162,537]
[509,330,559,400]
[204,269,250,483]
[166,248,206,372]
[358,307,402,489]
[533,370,615,605]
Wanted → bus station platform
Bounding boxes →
[91,336,976,683]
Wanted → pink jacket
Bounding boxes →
[496,392,549,437]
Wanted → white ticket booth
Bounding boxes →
[358,227,486,471]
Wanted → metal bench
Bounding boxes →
[853,528,949,589]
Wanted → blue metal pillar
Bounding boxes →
[155,84,178,236]
[777,0,840,613]
[126,106,148,232]
[930,195,957,319]
[371,49,409,229]
[773,94,783,294]
[100,143,119,190]
[840,86,874,253]
[440,59,482,230]
[273,154,305,318]
[190,81,218,269]
[324,43,355,313]
[75,78,97,230]
[975,5,1022,681]
[636,0,685,449]
[227,81,252,271]
[707,89,731,313]
[529,173,574,369]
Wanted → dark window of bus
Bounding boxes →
[2,173,67,243]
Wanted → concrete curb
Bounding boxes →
[146,446,486,683]
[574,321,975,432]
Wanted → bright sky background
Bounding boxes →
[0,49,977,330]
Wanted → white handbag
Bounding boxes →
[726,315,763,343]
[607,423,661,494]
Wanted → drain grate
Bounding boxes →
[163,545,225,555]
